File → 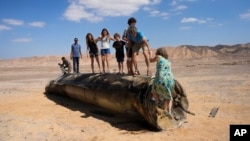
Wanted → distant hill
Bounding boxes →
[1,43,249,67]
[164,43,250,60]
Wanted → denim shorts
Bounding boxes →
[100,48,111,55]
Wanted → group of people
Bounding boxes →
[58,17,175,117]
[60,17,152,75]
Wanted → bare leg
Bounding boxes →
[91,57,94,73]
[132,52,138,75]
[106,54,110,72]
[126,59,130,73]
[168,100,173,114]
[95,56,101,73]
[121,62,124,73]
[118,62,121,73]
[127,58,133,74]
[101,55,105,72]
[143,50,151,75]
[163,100,173,116]
[68,66,72,73]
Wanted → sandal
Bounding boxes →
[164,111,173,119]
[135,70,140,75]
[147,70,152,76]
[133,72,137,77]
[128,70,133,75]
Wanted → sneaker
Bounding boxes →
[150,98,157,105]
[164,111,173,119]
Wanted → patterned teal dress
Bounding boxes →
[151,56,175,100]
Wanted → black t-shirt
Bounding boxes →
[113,40,126,58]
[87,41,98,53]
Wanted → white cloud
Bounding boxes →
[179,26,191,30]
[150,10,160,16]
[151,0,161,4]
[150,10,169,19]
[170,0,197,6]
[160,12,169,17]
[28,21,46,27]
[63,0,159,22]
[240,11,250,20]
[143,7,151,11]
[64,2,102,22]
[181,17,207,24]
[11,38,32,43]
[3,19,24,26]
[170,0,177,6]
[0,24,11,30]
[174,5,188,11]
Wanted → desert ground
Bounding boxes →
[0,52,250,141]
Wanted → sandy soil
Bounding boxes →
[0,55,250,141]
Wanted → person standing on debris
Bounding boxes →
[70,37,82,73]
[58,57,72,74]
[127,25,151,76]
[96,28,115,73]
[86,33,101,73]
[149,47,175,118]
[122,17,137,75]
[113,33,126,74]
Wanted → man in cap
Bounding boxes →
[70,37,82,73]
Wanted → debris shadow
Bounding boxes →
[44,92,158,132]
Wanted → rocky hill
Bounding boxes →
[1,43,249,67]
[165,43,250,60]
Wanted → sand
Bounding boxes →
[0,54,250,141]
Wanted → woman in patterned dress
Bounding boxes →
[149,47,175,116]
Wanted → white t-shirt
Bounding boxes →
[100,36,110,49]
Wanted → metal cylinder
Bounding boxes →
[45,73,193,130]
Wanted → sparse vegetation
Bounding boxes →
[186,65,195,67]
[220,62,237,65]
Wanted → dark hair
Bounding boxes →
[155,47,169,59]
[61,57,65,60]
[86,33,95,42]
[114,33,120,38]
[101,28,110,37]
[74,38,78,41]
[127,17,137,25]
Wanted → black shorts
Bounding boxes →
[126,47,132,58]
[116,57,124,62]
[89,52,99,58]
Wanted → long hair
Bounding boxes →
[101,28,110,37]
[86,33,97,50]
[155,47,169,59]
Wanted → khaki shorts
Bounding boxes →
[132,42,148,54]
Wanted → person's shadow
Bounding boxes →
[44,92,158,132]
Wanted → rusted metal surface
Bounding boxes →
[45,73,194,130]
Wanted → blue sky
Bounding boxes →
[0,0,250,59]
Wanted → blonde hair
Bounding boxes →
[155,47,169,59]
